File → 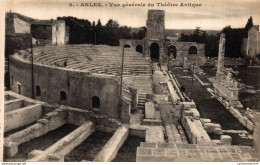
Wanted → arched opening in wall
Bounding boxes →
[60,91,67,101]
[11,75,13,86]
[123,44,131,48]
[150,42,160,61]
[17,83,21,95]
[92,96,100,109]
[36,85,41,97]
[189,46,198,55]
[168,45,177,58]
[136,45,143,53]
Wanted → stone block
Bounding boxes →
[157,143,175,149]
[239,117,247,127]
[207,88,213,94]
[223,100,229,107]
[28,150,44,159]
[213,127,223,135]
[152,148,165,156]
[141,119,163,126]
[190,108,200,120]
[247,120,254,131]
[48,154,64,162]
[212,140,222,145]
[4,104,42,132]
[140,142,157,148]
[204,123,215,132]
[218,97,223,102]
[145,102,155,119]
[220,135,232,145]
[200,118,211,126]
[183,110,193,117]
[137,147,152,156]
[4,142,18,157]
[94,125,128,162]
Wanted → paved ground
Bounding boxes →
[136,142,259,162]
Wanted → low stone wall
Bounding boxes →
[204,57,246,66]
[181,107,211,145]
[200,118,222,135]
[4,104,42,132]
[65,106,121,133]
[167,80,180,103]
[28,121,95,162]
[4,99,24,112]
[9,55,121,119]
[93,125,129,162]
[4,109,67,157]
[168,73,185,101]
[229,106,254,131]
[207,86,255,131]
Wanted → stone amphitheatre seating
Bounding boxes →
[20,44,152,77]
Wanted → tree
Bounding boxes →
[245,16,253,32]
[137,27,147,39]
[106,19,119,29]
[178,28,219,57]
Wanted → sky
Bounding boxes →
[3,0,260,30]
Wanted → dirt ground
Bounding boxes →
[113,136,145,162]
[64,131,113,162]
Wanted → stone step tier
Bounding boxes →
[17,44,153,77]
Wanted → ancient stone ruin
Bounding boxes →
[3,10,260,162]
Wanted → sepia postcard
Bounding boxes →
[0,0,260,163]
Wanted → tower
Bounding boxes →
[146,10,165,40]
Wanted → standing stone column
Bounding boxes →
[217,33,226,73]
[253,112,260,156]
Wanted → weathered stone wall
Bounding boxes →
[5,34,31,56]
[146,10,165,40]
[52,22,66,45]
[13,17,31,34]
[31,24,52,45]
[204,57,246,66]
[247,26,260,59]
[65,26,70,44]
[242,38,248,57]
[4,104,42,132]
[165,41,206,67]
[119,39,144,49]
[9,56,121,118]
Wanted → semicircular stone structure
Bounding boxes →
[17,44,152,77]
[9,44,153,119]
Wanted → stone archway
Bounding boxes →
[92,96,100,109]
[189,46,198,54]
[150,42,160,61]
[168,45,177,58]
[136,45,143,53]
[123,44,131,48]
[36,85,41,97]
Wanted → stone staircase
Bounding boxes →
[137,93,146,113]
[136,142,259,162]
